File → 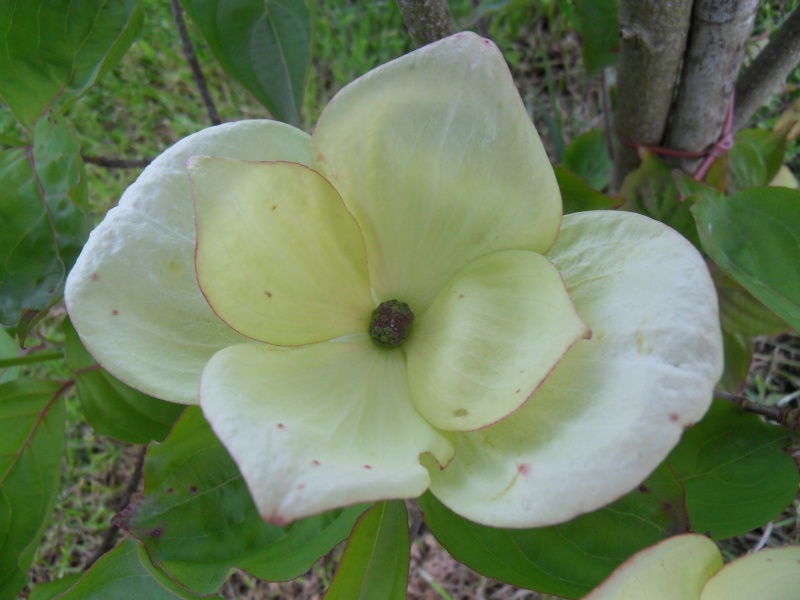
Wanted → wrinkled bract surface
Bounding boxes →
[65,33,723,528]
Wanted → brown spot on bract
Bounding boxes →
[297,483,305,490]
[90,273,99,281]
[271,205,277,211]
[276,423,285,429]
[151,527,163,538]
[363,465,372,470]
[458,294,464,299]
[669,413,679,423]
[111,309,119,316]
[515,388,521,394]
[189,485,198,493]
[264,290,273,298]
[517,463,531,476]
[453,408,468,417]
[312,460,320,466]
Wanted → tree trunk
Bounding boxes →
[395,0,457,48]
[664,0,759,162]
[611,0,693,191]
[734,4,800,131]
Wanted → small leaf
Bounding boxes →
[570,0,619,75]
[554,166,621,214]
[118,407,367,594]
[667,399,799,540]
[0,114,89,327]
[0,379,65,600]
[0,0,141,127]
[62,318,184,444]
[420,463,687,599]
[324,501,409,600]
[561,129,612,191]
[0,330,19,384]
[692,186,800,332]
[180,0,311,126]
[734,129,788,186]
[33,538,216,599]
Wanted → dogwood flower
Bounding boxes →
[65,33,722,528]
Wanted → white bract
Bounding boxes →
[65,33,723,527]
[584,534,800,600]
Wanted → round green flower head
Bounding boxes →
[369,299,414,347]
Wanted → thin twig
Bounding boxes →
[82,155,152,169]
[169,0,221,126]
[85,445,147,569]
[717,390,800,431]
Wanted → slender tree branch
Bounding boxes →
[734,5,800,130]
[664,0,759,165]
[395,0,457,48]
[82,155,152,169]
[717,391,800,432]
[611,0,693,191]
[169,0,221,126]
[85,446,147,569]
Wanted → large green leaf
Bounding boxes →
[420,463,687,599]
[180,0,311,126]
[666,399,798,540]
[30,539,216,599]
[0,379,65,600]
[0,114,88,327]
[117,407,367,594]
[62,318,183,444]
[692,186,800,332]
[554,166,621,214]
[324,501,409,600]
[0,0,141,128]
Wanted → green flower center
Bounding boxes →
[368,299,414,347]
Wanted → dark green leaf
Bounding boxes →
[733,129,788,187]
[0,330,19,384]
[325,501,409,600]
[555,166,621,214]
[569,0,618,75]
[561,129,612,191]
[0,114,88,327]
[0,379,65,600]
[0,0,141,127]
[62,318,183,444]
[667,399,798,540]
[712,264,789,338]
[118,407,367,594]
[33,539,216,599]
[620,152,700,248]
[420,464,687,599]
[692,186,800,331]
[728,137,767,192]
[718,330,752,395]
[180,0,311,126]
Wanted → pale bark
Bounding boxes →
[734,5,800,131]
[611,0,693,191]
[665,0,759,158]
[395,0,457,48]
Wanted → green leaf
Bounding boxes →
[32,539,217,599]
[692,186,800,332]
[732,129,788,189]
[561,129,612,191]
[180,0,311,126]
[718,330,752,395]
[712,264,789,338]
[460,0,530,27]
[420,463,687,599]
[0,330,19,384]
[620,152,701,249]
[0,0,141,128]
[117,407,368,594]
[0,114,88,327]
[325,501,409,600]
[0,379,65,600]
[666,399,799,540]
[570,0,619,75]
[62,318,184,444]
[554,166,621,214]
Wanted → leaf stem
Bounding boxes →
[717,391,800,432]
[0,350,63,368]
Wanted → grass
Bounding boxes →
[9,0,800,598]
